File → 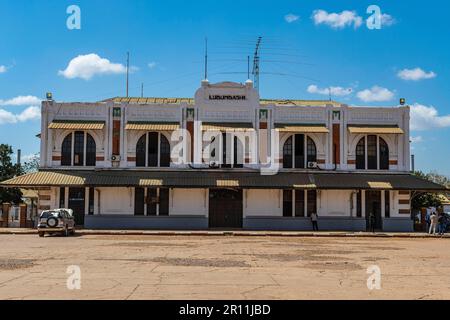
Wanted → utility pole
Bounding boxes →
[126,52,130,97]
[141,83,144,98]
[411,154,415,172]
[252,36,262,92]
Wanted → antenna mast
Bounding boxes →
[252,36,262,92]
[126,52,130,97]
[204,37,208,80]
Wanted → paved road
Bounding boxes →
[0,234,449,299]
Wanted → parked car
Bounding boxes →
[37,209,75,237]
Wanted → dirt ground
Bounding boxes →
[0,234,449,300]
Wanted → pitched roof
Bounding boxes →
[1,170,446,191]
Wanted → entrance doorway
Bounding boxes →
[68,188,86,226]
[365,190,382,231]
[209,189,243,228]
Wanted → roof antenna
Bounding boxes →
[252,36,262,92]
[141,83,144,98]
[204,37,208,80]
[126,52,130,97]
[247,55,250,80]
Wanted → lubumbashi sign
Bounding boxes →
[209,95,246,100]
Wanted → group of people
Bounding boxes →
[426,210,448,235]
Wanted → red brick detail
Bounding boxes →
[332,124,340,165]
[19,205,27,228]
[317,159,326,164]
[399,199,410,205]
[399,209,411,214]
[52,156,61,161]
[259,122,268,130]
[347,160,356,165]
[112,120,121,155]
[398,191,410,195]
[127,157,137,162]
[245,158,250,164]
[389,160,398,165]
[96,156,105,161]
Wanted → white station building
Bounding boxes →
[1,80,445,231]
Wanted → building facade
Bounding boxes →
[1,80,445,231]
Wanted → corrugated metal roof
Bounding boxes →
[260,99,340,107]
[48,120,105,130]
[1,170,446,191]
[275,123,329,133]
[125,122,180,131]
[103,97,341,107]
[108,97,195,105]
[202,122,255,132]
[348,125,404,134]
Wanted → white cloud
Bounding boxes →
[0,106,41,125]
[285,13,300,23]
[410,136,423,144]
[381,14,396,27]
[397,68,436,81]
[307,85,353,97]
[0,65,6,73]
[0,95,41,106]
[148,62,157,69]
[410,103,450,131]
[312,10,363,29]
[58,53,128,80]
[356,86,395,102]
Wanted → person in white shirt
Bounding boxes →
[310,212,319,231]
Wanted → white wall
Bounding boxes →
[245,189,282,217]
[319,190,352,217]
[97,187,134,215]
[170,188,207,216]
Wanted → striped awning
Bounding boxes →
[48,120,105,130]
[202,122,254,132]
[348,125,404,134]
[275,123,329,133]
[125,122,180,131]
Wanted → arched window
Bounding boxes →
[86,134,96,166]
[61,132,96,167]
[356,137,365,170]
[136,135,146,167]
[307,137,317,164]
[283,136,293,169]
[135,132,171,167]
[160,135,170,167]
[355,135,390,170]
[61,134,72,166]
[379,138,389,170]
[283,134,317,169]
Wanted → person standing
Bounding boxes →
[429,213,438,235]
[310,212,319,231]
[369,212,376,233]
[438,212,446,235]
[425,208,431,233]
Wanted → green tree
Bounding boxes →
[22,153,40,173]
[0,144,23,204]
[412,171,450,209]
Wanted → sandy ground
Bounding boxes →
[0,234,449,300]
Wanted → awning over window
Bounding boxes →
[48,120,105,130]
[1,170,446,191]
[347,125,404,134]
[275,124,329,133]
[202,122,255,132]
[125,122,180,131]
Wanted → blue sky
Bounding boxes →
[0,0,449,175]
